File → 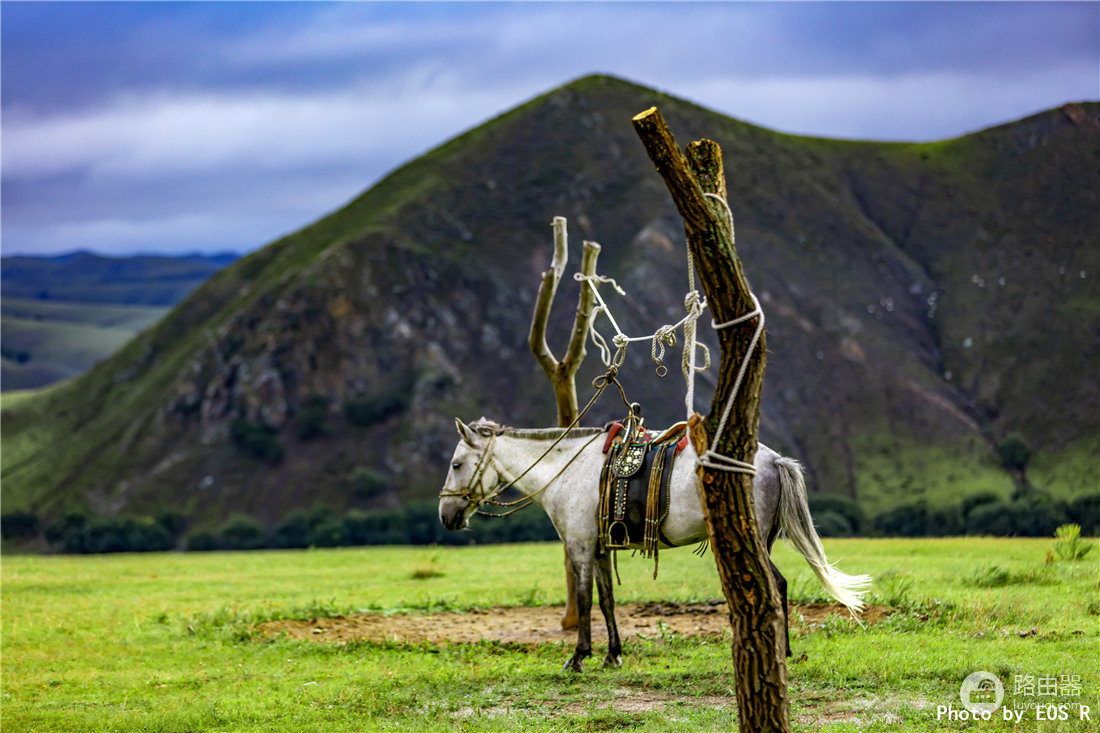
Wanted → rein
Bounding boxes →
[441,365,635,517]
[477,431,604,517]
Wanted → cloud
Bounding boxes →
[1,81,533,255]
[679,62,1098,141]
[2,2,1096,256]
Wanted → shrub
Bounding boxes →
[872,503,928,537]
[186,531,218,552]
[965,501,1020,536]
[1,345,30,363]
[229,418,285,463]
[44,511,93,553]
[83,516,172,554]
[350,466,389,500]
[996,433,1032,472]
[217,514,267,550]
[1050,523,1095,562]
[271,510,312,549]
[344,392,410,427]
[960,492,1001,519]
[44,513,172,554]
[308,511,345,548]
[296,395,331,441]
[957,494,1069,537]
[273,506,344,548]
[343,373,418,428]
[404,502,453,545]
[1012,496,1063,537]
[342,508,409,546]
[1067,494,1100,535]
[813,510,853,538]
[808,495,864,534]
[155,509,186,541]
[468,507,559,543]
[926,506,964,536]
[1,511,40,539]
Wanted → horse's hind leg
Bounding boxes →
[594,551,622,669]
[769,558,790,657]
[562,545,594,672]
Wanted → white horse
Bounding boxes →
[439,417,871,672]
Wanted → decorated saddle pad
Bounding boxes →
[598,421,688,555]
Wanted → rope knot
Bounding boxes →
[592,367,618,390]
[684,290,705,316]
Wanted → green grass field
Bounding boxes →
[2,538,1097,732]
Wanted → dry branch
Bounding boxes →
[528,216,602,630]
[528,217,602,426]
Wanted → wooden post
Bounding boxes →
[528,216,601,630]
[632,107,791,732]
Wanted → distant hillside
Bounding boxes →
[1,252,237,391]
[1,76,1096,535]
[1,251,238,305]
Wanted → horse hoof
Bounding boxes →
[602,655,622,670]
[561,658,583,673]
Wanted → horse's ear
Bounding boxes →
[455,418,477,446]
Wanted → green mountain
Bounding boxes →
[2,75,1096,534]
[1,253,236,391]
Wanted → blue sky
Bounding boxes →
[3,1,1097,257]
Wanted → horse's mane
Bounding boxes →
[468,417,606,441]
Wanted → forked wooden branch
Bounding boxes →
[563,241,600,370]
[527,218,602,426]
[632,106,791,733]
[527,217,600,632]
[529,218,569,377]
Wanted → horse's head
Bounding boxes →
[438,417,502,531]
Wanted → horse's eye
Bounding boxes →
[451,462,462,470]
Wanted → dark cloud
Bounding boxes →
[2,2,1096,256]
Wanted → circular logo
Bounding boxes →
[960,671,1004,714]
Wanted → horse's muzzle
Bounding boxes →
[438,496,470,531]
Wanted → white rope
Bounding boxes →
[574,273,628,367]
[697,292,764,473]
[574,272,706,372]
[704,191,735,238]
[689,192,763,474]
[573,189,765,476]
[680,289,709,415]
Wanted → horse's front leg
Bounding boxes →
[563,544,594,673]
[594,551,622,669]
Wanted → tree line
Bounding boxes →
[2,490,1095,554]
[1,502,560,554]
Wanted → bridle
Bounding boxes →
[439,433,501,505]
[439,429,604,518]
[439,365,632,517]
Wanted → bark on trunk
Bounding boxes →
[632,107,791,733]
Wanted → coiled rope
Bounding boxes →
[577,190,764,475]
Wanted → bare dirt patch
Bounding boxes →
[258,600,893,645]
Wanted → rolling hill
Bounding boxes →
[2,75,1096,535]
[1,252,236,391]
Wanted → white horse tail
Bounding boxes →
[775,456,872,614]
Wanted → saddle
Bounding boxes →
[598,415,689,576]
